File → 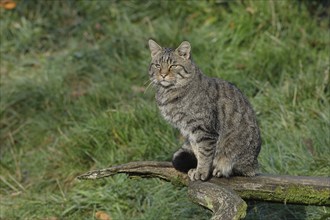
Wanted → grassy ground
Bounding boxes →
[0,0,329,219]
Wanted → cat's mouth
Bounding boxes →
[159,80,174,87]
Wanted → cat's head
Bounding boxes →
[148,39,195,88]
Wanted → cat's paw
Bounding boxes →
[212,169,226,178]
[212,166,232,178]
[188,168,210,181]
[212,157,233,178]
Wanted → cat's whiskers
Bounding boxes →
[144,80,154,94]
[143,79,151,86]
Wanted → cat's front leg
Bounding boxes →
[188,138,216,181]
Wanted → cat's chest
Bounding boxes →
[158,99,186,123]
[157,94,189,126]
[156,90,204,129]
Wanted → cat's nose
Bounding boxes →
[160,73,167,79]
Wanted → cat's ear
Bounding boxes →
[148,39,162,58]
[176,41,191,60]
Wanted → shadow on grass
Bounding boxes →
[246,202,307,220]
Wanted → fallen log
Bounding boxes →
[77,161,330,219]
[77,161,330,206]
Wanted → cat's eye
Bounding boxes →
[170,65,179,69]
[154,63,161,69]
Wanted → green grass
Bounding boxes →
[0,0,329,219]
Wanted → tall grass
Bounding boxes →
[0,0,329,219]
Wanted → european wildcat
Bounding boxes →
[147,39,261,181]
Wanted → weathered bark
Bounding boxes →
[77,161,188,183]
[188,181,247,220]
[77,161,330,207]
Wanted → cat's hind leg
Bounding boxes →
[232,159,259,177]
[172,141,197,173]
[212,137,236,177]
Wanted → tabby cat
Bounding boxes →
[147,39,261,181]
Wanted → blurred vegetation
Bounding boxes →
[0,0,329,219]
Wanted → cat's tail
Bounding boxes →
[172,148,197,173]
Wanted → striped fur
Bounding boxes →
[148,40,261,181]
